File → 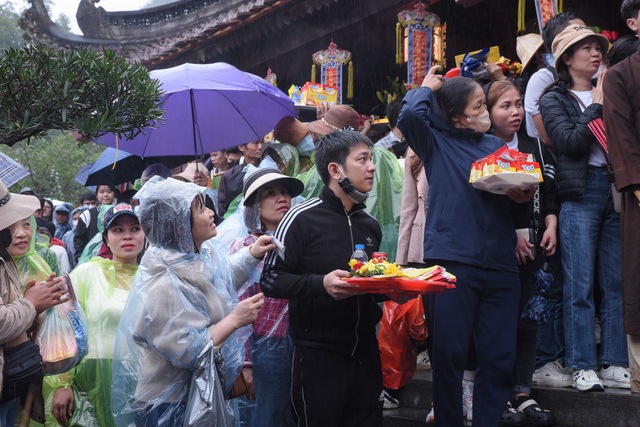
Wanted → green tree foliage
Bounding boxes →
[0,2,23,50]
[0,0,69,49]
[0,131,105,203]
[0,45,164,146]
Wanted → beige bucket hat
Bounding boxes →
[0,179,40,231]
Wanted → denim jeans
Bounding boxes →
[251,334,295,427]
[0,397,20,427]
[560,167,627,370]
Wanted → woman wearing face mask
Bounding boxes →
[61,206,90,270]
[230,168,304,427]
[398,67,534,427]
[112,177,274,426]
[539,25,629,392]
[486,80,558,425]
[45,203,145,427]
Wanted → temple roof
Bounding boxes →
[19,0,309,68]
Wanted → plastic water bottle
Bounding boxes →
[351,244,368,262]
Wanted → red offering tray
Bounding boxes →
[344,277,456,294]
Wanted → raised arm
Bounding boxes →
[397,66,443,163]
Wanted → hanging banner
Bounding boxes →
[312,41,353,103]
[534,0,557,33]
[397,2,441,88]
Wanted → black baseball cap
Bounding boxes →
[102,203,138,230]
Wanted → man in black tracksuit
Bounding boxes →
[261,130,384,427]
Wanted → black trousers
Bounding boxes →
[290,344,383,427]
[429,260,520,427]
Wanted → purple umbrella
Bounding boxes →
[97,62,295,157]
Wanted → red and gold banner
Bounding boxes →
[397,2,441,88]
[312,41,353,103]
[534,0,560,33]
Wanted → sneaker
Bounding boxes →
[381,389,400,409]
[462,378,473,421]
[499,402,526,426]
[417,350,430,366]
[426,404,435,424]
[600,366,631,389]
[532,360,573,387]
[572,369,604,392]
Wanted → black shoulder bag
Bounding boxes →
[1,340,44,402]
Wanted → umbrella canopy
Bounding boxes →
[96,63,295,157]
[74,162,95,186]
[0,151,30,187]
[76,148,192,187]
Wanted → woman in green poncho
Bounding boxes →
[46,203,144,427]
[8,217,60,290]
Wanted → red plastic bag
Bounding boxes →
[379,296,427,390]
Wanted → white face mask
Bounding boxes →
[296,134,316,157]
[73,220,79,229]
[259,155,279,170]
[466,110,492,134]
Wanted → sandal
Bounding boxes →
[499,401,526,426]
[514,397,554,426]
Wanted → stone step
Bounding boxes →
[383,366,640,427]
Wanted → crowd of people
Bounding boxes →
[1,1,640,426]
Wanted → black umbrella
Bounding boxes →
[76,148,194,187]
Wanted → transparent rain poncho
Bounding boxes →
[42,256,138,427]
[13,217,56,291]
[111,177,259,426]
[34,232,61,276]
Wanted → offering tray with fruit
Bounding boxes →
[345,259,456,294]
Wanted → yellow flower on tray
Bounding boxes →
[349,259,404,278]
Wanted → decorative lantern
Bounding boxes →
[396,2,443,88]
[311,41,353,103]
[518,0,563,33]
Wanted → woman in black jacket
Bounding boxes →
[486,80,557,425]
[539,25,628,393]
